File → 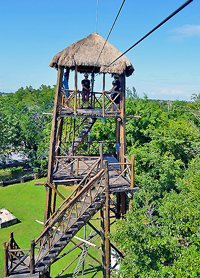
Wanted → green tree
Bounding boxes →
[0,85,54,170]
[114,157,200,277]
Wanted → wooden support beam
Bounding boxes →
[120,192,126,215]
[116,118,120,160]
[52,184,58,213]
[91,72,95,108]
[100,142,103,168]
[104,160,111,278]
[3,242,8,277]
[30,240,35,274]
[45,66,64,222]
[47,66,64,184]
[72,118,76,156]
[74,65,78,114]
[130,155,135,188]
[58,254,80,277]
[100,208,106,277]
[116,193,121,219]
[87,221,124,258]
[102,73,105,117]
[56,118,64,157]
[119,73,126,216]
[119,73,126,166]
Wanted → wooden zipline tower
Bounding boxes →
[3,33,136,278]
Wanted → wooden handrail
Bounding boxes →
[8,249,30,252]
[61,89,122,113]
[35,167,104,243]
[56,155,100,159]
[109,162,131,165]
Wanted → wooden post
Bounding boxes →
[52,118,64,214]
[74,65,78,114]
[102,73,105,91]
[56,118,64,157]
[120,192,126,215]
[75,158,79,177]
[91,72,95,108]
[116,193,121,219]
[52,184,58,213]
[116,118,120,160]
[45,66,64,222]
[119,73,126,166]
[10,232,14,249]
[102,90,105,117]
[100,142,103,168]
[30,240,35,274]
[72,118,76,156]
[119,73,126,216]
[104,160,111,278]
[100,208,106,277]
[102,73,105,116]
[3,242,9,277]
[130,155,135,188]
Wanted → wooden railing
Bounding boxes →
[3,232,34,276]
[108,156,134,188]
[61,89,121,115]
[54,155,101,180]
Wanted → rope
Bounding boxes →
[100,0,193,73]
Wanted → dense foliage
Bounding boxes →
[113,93,200,277]
[0,85,55,171]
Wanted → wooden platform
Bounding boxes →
[53,156,132,192]
[60,107,120,118]
[8,274,39,278]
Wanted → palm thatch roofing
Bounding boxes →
[49,33,134,77]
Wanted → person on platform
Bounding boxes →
[81,73,91,108]
[110,75,121,110]
[63,70,69,98]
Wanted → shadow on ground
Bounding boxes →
[59,265,102,277]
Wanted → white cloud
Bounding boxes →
[147,84,197,101]
[170,24,200,39]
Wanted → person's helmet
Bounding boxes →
[84,73,89,78]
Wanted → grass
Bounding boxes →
[0,180,103,277]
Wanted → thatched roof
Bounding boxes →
[49,33,134,77]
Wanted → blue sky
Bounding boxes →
[0,0,199,100]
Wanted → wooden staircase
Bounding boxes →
[67,118,96,156]
[52,117,97,184]
[5,168,106,277]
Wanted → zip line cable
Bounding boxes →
[95,0,99,33]
[92,0,126,74]
[101,0,193,73]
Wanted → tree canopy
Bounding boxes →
[112,92,200,277]
[0,85,55,170]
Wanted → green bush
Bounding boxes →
[0,167,24,181]
[10,166,23,177]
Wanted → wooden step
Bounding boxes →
[8,273,39,278]
[33,187,105,274]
